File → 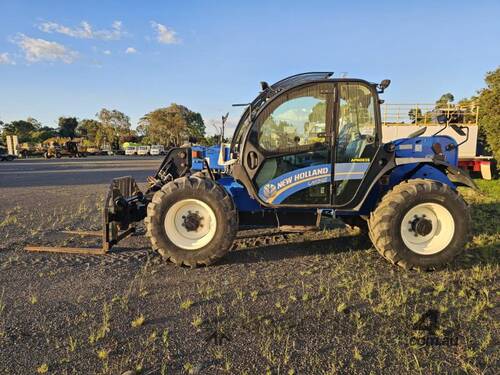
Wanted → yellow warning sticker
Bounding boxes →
[351,158,370,163]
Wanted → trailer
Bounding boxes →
[42,138,87,158]
[0,147,16,161]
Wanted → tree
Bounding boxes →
[27,117,42,129]
[139,104,206,146]
[97,109,133,148]
[2,120,38,142]
[185,110,206,140]
[408,108,423,123]
[308,101,326,123]
[31,126,58,142]
[58,117,79,138]
[435,93,455,109]
[77,119,102,143]
[200,134,228,146]
[477,67,500,162]
[97,109,131,131]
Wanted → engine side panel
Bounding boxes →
[393,135,458,166]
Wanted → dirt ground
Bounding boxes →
[0,160,498,374]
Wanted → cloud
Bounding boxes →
[39,20,125,40]
[14,34,78,63]
[103,50,111,55]
[125,47,137,54]
[0,52,15,65]
[151,21,179,44]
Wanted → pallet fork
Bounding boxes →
[25,177,139,255]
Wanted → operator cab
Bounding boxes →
[232,72,387,209]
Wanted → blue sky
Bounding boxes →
[0,0,499,134]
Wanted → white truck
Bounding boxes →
[125,146,138,156]
[137,145,151,156]
[381,103,494,179]
[149,145,165,156]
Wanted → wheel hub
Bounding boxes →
[182,210,203,232]
[400,203,455,255]
[409,215,433,237]
[164,199,217,250]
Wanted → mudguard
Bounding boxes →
[433,159,479,190]
[389,135,478,190]
[390,158,478,191]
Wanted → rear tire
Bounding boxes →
[368,179,470,270]
[145,176,237,266]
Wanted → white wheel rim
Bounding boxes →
[164,199,217,250]
[400,202,455,255]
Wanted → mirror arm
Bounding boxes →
[446,126,469,151]
[432,123,447,137]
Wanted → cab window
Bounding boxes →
[335,83,377,205]
[258,85,329,152]
[336,83,376,163]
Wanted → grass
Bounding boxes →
[88,303,111,344]
[0,180,498,374]
[36,363,49,374]
[131,314,145,328]
[180,299,194,310]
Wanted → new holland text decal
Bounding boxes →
[258,163,370,204]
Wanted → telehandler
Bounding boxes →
[27,72,477,269]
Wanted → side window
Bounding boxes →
[258,86,328,152]
[335,83,378,206]
[254,84,332,205]
[336,83,376,163]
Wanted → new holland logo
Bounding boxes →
[262,183,277,199]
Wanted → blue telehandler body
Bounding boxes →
[106,72,477,269]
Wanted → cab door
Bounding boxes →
[241,82,335,206]
[333,82,380,206]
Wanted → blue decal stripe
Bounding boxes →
[258,162,370,203]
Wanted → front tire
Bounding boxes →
[145,176,237,266]
[368,179,470,270]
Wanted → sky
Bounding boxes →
[0,0,499,135]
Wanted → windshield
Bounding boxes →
[230,72,334,156]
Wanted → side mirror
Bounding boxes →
[436,114,448,124]
[377,79,391,93]
[450,124,466,137]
